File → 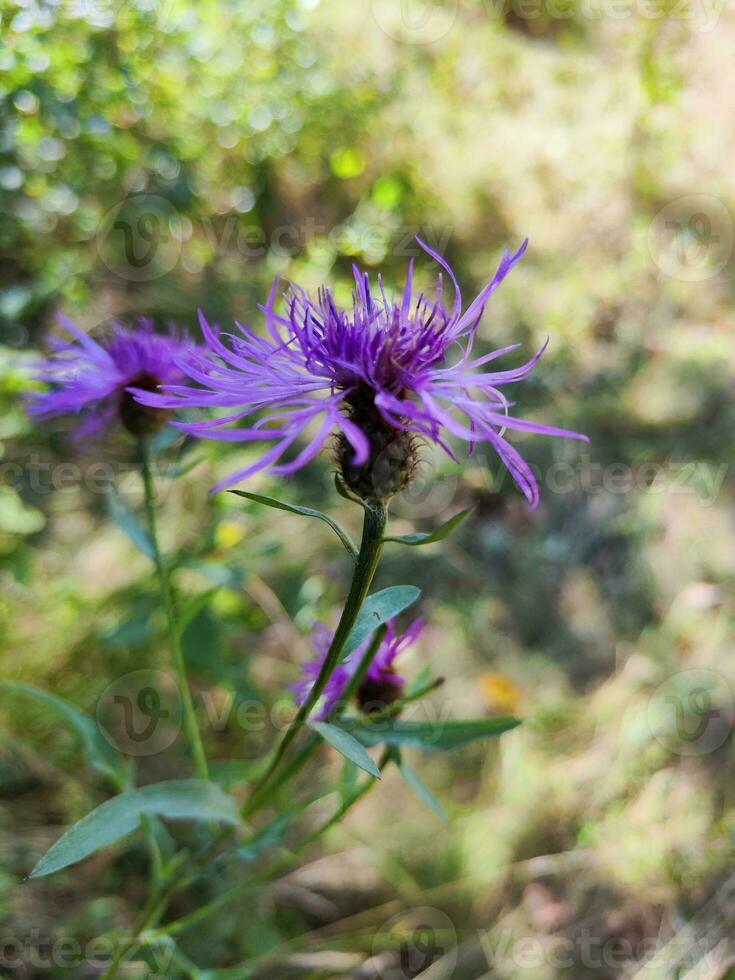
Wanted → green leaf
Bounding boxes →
[310,721,381,779]
[397,756,446,820]
[0,682,128,789]
[106,488,154,560]
[30,779,240,878]
[350,716,521,751]
[406,665,433,698]
[382,508,472,546]
[229,490,357,560]
[341,586,421,662]
[237,813,293,864]
[334,472,368,509]
[176,588,219,639]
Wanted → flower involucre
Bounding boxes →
[28,316,197,438]
[291,617,424,720]
[135,240,588,506]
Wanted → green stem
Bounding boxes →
[246,625,390,807]
[138,438,208,781]
[98,849,191,979]
[155,749,392,939]
[243,500,387,816]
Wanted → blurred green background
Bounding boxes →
[1,0,735,977]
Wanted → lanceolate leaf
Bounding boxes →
[310,721,381,779]
[230,490,357,560]
[350,716,521,751]
[382,508,472,547]
[397,756,447,820]
[30,779,240,878]
[106,487,154,560]
[1,682,128,789]
[341,586,421,662]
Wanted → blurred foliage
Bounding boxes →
[2,0,735,977]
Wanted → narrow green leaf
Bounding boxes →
[398,757,446,820]
[382,508,472,547]
[237,813,293,864]
[350,716,521,750]
[310,721,381,779]
[338,758,360,802]
[160,454,205,479]
[230,490,357,559]
[1,682,128,789]
[341,586,421,662]
[30,779,240,878]
[334,472,369,509]
[176,588,219,639]
[107,488,154,560]
[406,665,433,698]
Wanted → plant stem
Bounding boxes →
[243,625,390,807]
[155,748,392,939]
[243,500,387,816]
[138,438,208,781]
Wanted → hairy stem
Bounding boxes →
[243,500,387,816]
[138,438,208,781]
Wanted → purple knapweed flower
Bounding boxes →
[28,315,197,439]
[134,240,587,506]
[292,617,424,719]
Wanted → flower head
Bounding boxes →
[136,240,587,506]
[291,617,424,720]
[28,315,196,438]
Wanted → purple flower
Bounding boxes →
[292,617,424,719]
[135,240,588,506]
[28,315,197,438]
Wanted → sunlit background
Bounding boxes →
[2,0,735,976]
